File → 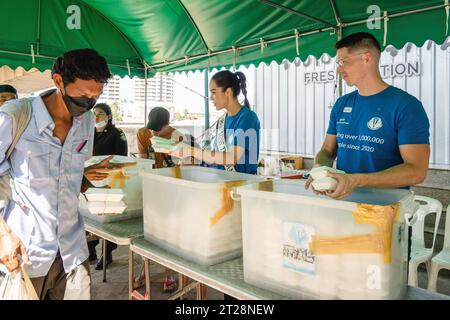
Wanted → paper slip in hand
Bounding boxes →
[151,136,181,153]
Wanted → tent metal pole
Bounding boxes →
[144,66,148,127]
[337,27,343,98]
[204,69,210,129]
[329,0,341,26]
[343,4,446,27]
[171,77,208,99]
[36,0,41,55]
[0,49,145,72]
[149,27,333,69]
[176,0,209,52]
[259,0,335,28]
[81,1,147,69]
[329,0,343,97]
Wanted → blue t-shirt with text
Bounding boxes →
[214,106,260,174]
[327,86,430,174]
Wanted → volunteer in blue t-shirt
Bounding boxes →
[306,32,430,200]
[170,70,260,175]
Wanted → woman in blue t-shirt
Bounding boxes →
[171,70,260,174]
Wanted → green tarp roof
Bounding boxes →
[0,0,448,77]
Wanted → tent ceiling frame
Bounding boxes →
[176,0,209,52]
[2,1,448,75]
[258,0,336,29]
[80,0,147,70]
[149,2,448,70]
[329,0,342,26]
[36,0,41,55]
[0,49,145,72]
[149,27,333,69]
[342,3,447,27]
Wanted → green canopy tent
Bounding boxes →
[1,0,448,75]
[0,0,448,125]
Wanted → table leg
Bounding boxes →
[128,249,133,300]
[102,238,107,282]
[196,283,202,300]
[178,274,189,300]
[199,284,207,300]
[144,257,151,300]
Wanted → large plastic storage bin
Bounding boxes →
[237,179,415,300]
[79,155,154,223]
[140,166,264,265]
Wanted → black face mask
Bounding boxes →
[61,88,97,117]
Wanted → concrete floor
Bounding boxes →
[90,244,224,300]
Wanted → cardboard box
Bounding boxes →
[280,155,303,170]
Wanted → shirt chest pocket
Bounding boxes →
[14,141,50,187]
[71,139,89,175]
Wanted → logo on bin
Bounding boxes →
[282,222,316,275]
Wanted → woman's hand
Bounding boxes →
[83,155,129,181]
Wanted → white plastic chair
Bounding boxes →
[428,203,450,292]
[408,196,442,287]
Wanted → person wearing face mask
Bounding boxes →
[92,103,128,158]
[0,48,120,300]
[136,107,193,167]
[87,103,127,270]
[135,107,196,293]
[0,84,18,107]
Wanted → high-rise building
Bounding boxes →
[98,73,175,123]
[99,75,121,102]
[133,73,174,103]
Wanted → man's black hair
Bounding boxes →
[335,32,381,52]
[0,84,17,95]
[51,48,112,85]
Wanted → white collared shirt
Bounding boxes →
[0,92,94,277]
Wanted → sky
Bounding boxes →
[172,66,256,113]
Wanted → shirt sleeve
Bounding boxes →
[85,116,95,161]
[137,128,150,156]
[397,99,430,145]
[115,129,128,156]
[326,102,338,135]
[0,112,13,175]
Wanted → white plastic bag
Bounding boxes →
[0,265,39,300]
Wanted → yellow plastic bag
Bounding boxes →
[0,265,39,300]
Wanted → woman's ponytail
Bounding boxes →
[235,71,250,108]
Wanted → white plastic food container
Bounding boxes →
[80,155,154,223]
[84,188,124,202]
[309,166,345,191]
[83,199,127,215]
[140,166,264,265]
[237,179,415,300]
